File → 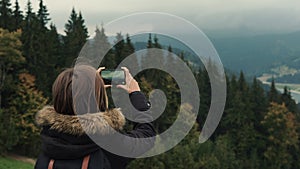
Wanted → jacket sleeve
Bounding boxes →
[102,91,156,168]
[124,91,156,155]
[129,91,151,111]
[126,91,156,139]
[114,91,156,153]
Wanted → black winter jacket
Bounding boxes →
[34,91,155,169]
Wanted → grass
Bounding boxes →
[0,156,34,169]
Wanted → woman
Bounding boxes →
[34,65,155,169]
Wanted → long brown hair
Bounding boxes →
[52,65,108,115]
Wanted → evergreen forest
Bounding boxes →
[0,0,299,168]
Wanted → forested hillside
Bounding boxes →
[0,0,300,169]
[129,31,300,83]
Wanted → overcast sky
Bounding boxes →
[18,0,300,36]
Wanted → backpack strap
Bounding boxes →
[48,159,55,169]
[47,155,91,169]
[81,155,90,169]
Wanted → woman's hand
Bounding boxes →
[117,67,141,94]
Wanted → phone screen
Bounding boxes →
[100,70,125,85]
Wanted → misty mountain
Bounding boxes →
[109,31,300,80]
[210,31,300,76]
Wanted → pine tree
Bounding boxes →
[212,135,239,169]
[238,71,248,92]
[21,0,38,70]
[250,77,268,144]
[280,86,297,113]
[0,28,25,153]
[123,34,139,72]
[12,0,23,30]
[63,8,88,67]
[147,33,152,48]
[37,23,61,98]
[20,0,55,98]
[261,102,299,169]
[196,68,211,129]
[164,45,175,67]
[0,0,13,30]
[152,34,163,69]
[37,0,49,29]
[153,34,161,48]
[125,34,135,54]
[47,24,62,67]
[140,33,153,68]
[0,28,25,108]
[93,26,115,68]
[114,32,124,65]
[221,74,260,167]
[141,34,164,85]
[268,78,279,103]
[8,73,48,155]
[65,8,77,33]
[77,12,88,43]
[251,77,267,114]
[63,8,78,66]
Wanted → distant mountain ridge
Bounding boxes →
[109,31,300,83]
[210,31,300,76]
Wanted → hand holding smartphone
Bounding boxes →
[100,69,126,85]
[98,67,140,93]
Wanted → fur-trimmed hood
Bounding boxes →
[35,106,125,136]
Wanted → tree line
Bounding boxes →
[1,0,300,169]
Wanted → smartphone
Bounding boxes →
[100,69,125,85]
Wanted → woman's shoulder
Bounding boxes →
[36,106,126,136]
